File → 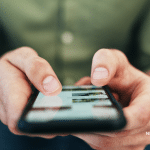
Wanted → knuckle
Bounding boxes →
[15,46,38,58]
[114,49,129,63]
[31,57,48,69]
[1,47,38,61]
[0,51,12,60]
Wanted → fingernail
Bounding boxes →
[43,76,59,93]
[93,67,108,79]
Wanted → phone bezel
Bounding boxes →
[17,85,126,134]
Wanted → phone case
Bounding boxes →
[17,85,126,134]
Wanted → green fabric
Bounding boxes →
[0,0,150,85]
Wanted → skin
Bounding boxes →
[0,47,150,149]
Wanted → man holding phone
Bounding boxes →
[0,0,150,150]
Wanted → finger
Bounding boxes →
[87,144,145,150]
[126,145,146,150]
[91,49,142,93]
[15,132,58,138]
[122,91,150,130]
[91,49,119,86]
[92,85,150,135]
[37,133,69,138]
[0,100,7,125]
[1,47,62,96]
[74,76,91,86]
[1,66,64,136]
[91,84,150,136]
[72,132,150,148]
[0,47,62,135]
[36,135,57,139]
[91,125,146,137]
[0,62,32,134]
[91,120,150,137]
[24,133,69,139]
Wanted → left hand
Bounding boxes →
[72,49,150,150]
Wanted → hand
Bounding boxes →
[0,47,69,138]
[72,49,150,150]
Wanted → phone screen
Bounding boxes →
[25,85,119,123]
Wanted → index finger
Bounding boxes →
[123,82,150,130]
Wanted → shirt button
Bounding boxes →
[61,31,74,44]
[64,77,75,85]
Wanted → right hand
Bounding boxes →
[0,47,67,138]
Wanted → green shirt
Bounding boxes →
[0,0,150,85]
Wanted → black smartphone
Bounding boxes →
[17,85,126,134]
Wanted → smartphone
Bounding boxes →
[17,85,126,134]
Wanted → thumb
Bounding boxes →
[91,48,130,86]
[90,49,139,92]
